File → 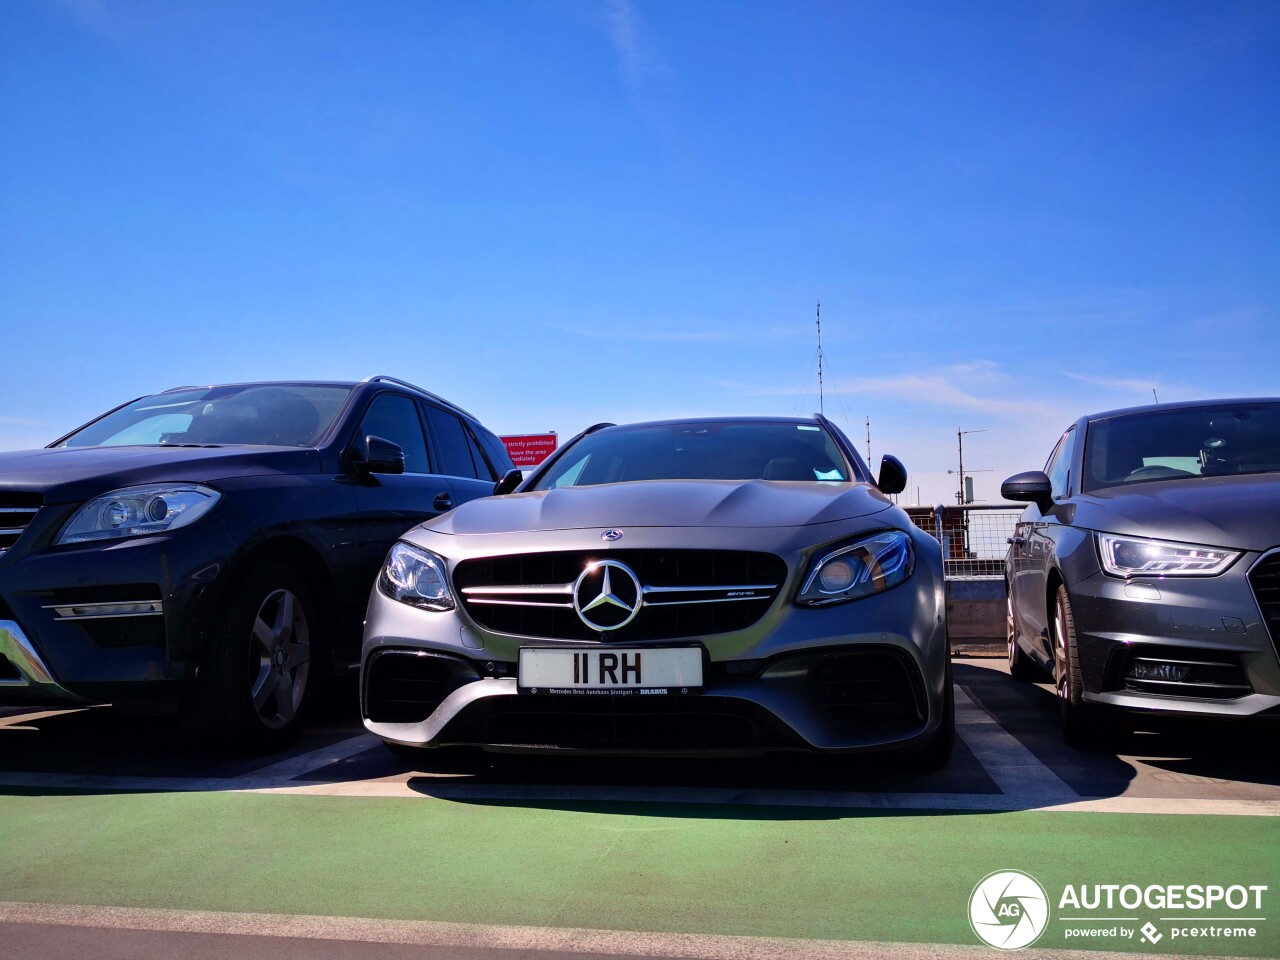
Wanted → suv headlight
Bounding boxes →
[797,530,914,606]
[1097,533,1240,578]
[379,542,455,611]
[57,484,221,545]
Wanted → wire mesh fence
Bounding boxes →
[904,505,1024,581]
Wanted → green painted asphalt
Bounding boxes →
[0,790,1277,956]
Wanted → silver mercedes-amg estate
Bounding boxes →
[360,416,953,766]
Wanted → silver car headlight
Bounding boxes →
[797,530,914,606]
[1096,533,1240,577]
[379,542,455,611]
[57,484,220,545]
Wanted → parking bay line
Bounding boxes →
[952,683,1078,802]
[0,901,1260,960]
[2,695,1280,815]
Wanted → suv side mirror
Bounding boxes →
[493,468,523,496]
[877,455,907,494]
[355,435,405,475]
[1001,471,1052,511]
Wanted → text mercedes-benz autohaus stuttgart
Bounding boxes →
[360,417,955,766]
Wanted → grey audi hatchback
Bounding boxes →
[360,416,954,766]
[1002,398,1280,745]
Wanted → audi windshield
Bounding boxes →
[532,421,854,489]
[1083,401,1280,491]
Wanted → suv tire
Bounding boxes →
[185,562,316,752]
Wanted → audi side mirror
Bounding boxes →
[1001,471,1052,512]
[493,468,523,496]
[355,435,405,475]
[877,455,907,495]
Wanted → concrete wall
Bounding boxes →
[946,579,1005,641]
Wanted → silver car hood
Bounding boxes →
[1074,473,1280,553]
[429,479,895,535]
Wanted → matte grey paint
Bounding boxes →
[1005,401,1280,720]
[362,480,948,755]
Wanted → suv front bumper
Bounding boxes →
[0,620,89,703]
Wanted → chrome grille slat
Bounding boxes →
[643,583,778,594]
[1130,656,1246,669]
[0,495,41,556]
[465,599,574,608]
[1126,678,1252,690]
[461,584,574,596]
[643,594,777,606]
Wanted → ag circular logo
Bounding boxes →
[968,870,1049,950]
[573,559,642,631]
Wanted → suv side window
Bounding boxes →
[465,425,497,481]
[477,429,516,476]
[1047,427,1077,500]
[359,394,430,473]
[424,404,478,479]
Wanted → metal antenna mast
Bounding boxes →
[815,300,824,416]
[865,416,871,465]
[948,428,989,504]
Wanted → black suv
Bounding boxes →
[0,376,516,749]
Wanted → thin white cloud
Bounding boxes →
[1060,371,1162,394]
[1059,371,1208,403]
[715,362,1054,420]
[601,0,675,135]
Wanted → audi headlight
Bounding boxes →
[57,484,220,545]
[1097,533,1240,578]
[797,530,914,606]
[379,542,455,611]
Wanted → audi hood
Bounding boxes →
[426,479,896,535]
[1072,473,1280,553]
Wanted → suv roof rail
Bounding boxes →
[361,375,478,420]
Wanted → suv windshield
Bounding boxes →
[532,421,853,489]
[1083,401,1280,492]
[59,384,353,448]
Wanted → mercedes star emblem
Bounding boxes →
[573,559,643,631]
[601,529,624,542]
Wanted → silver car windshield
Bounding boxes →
[1083,401,1280,492]
[59,384,354,448]
[533,421,853,489]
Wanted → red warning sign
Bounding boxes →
[501,433,558,468]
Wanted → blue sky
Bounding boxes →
[2,0,1277,504]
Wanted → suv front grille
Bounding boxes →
[455,549,788,642]
[1249,552,1280,662]
[0,494,42,556]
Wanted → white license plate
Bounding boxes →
[518,647,702,695]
